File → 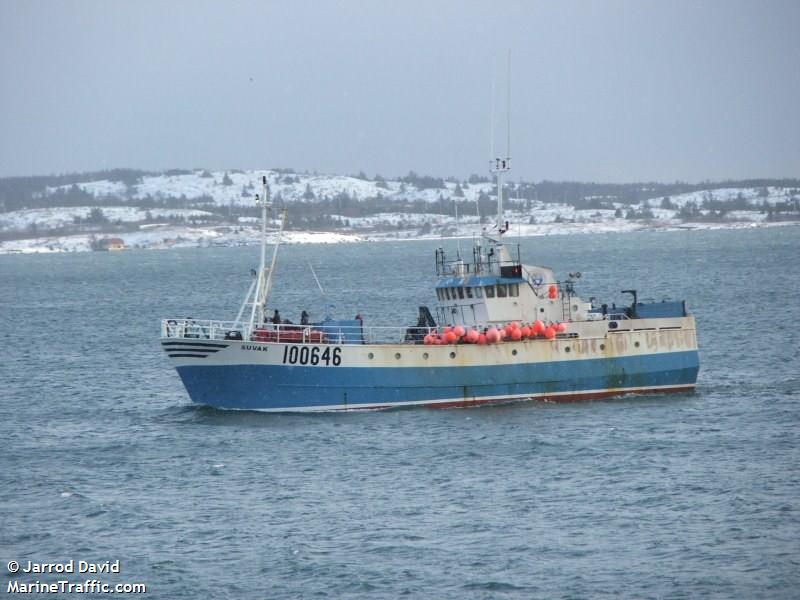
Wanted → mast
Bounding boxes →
[246,175,288,331]
[254,176,269,326]
[490,50,511,236]
[262,206,287,313]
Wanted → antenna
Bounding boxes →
[507,49,511,159]
[455,200,461,257]
[475,187,482,230]
[489,51,511,236]
[489,79,495,164]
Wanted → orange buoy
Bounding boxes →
[511,328,522,341]
[423,335,432,345]
[544,326,556,339]
[454,325,465,338]
[533,320,545,335]
[477,333,487,345]
[521,326,531,338]
[466,329,479,343]
[443,326,452,334]
[487,327,500,343]
[548,285,557,299]
[556,322,568,333]
[445,331,457,344]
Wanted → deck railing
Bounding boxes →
[162,319,244,341]
[161,314,636,346]
[161,318,418,345]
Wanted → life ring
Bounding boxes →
[548,285,557,299]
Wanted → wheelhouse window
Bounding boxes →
[443,288,450,300]
[465,287,473,299]
[475,287,483,298]
[497,284,508,298]
[485,285,495,298]
[437,288,444,301]
[509,284,519,297]
[457,287,464,299]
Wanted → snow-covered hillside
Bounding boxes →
[0,226,363,254]
[43,170,495,207]
[0,207,215,231]
[1,169,797,254]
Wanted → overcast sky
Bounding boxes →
[1,0,798,182]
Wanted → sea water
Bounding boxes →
[1,227,798,598]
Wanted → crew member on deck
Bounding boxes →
[300,310,309,325]
[272,309,281,324]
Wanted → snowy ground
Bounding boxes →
[2,174,797,254]
[0,207,215,232]
[3,215,795,255]
[0,225,362,254]
[44,170,496,207]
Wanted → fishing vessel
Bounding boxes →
[160,160,700,411]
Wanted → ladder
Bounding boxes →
[561,287,572,322]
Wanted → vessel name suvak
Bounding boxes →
[241,344,268,352]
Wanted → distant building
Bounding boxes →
[97,237,125,251]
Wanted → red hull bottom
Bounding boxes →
[334,384,697,411]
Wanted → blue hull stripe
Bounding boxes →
[176,350,699,411]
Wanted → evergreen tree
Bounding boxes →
[88,207,108,224]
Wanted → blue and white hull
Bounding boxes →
[162,317,699,412]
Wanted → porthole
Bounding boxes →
[608,321,618,329]
[599,344,605,350]
[511,349,518,356]
[423,352,429,359]
[395,352,401,360]
[634,341,640,348]
[572,305,579,311]
[540,308,545,313]
[449,352,456,359]
[565,346,571,353]
[368,352,374,359]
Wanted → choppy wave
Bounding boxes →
[1,227,799,599]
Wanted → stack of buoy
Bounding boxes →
[423,320,568,345]
[532,320,545,336]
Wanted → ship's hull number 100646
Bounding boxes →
[282,345,342,366]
